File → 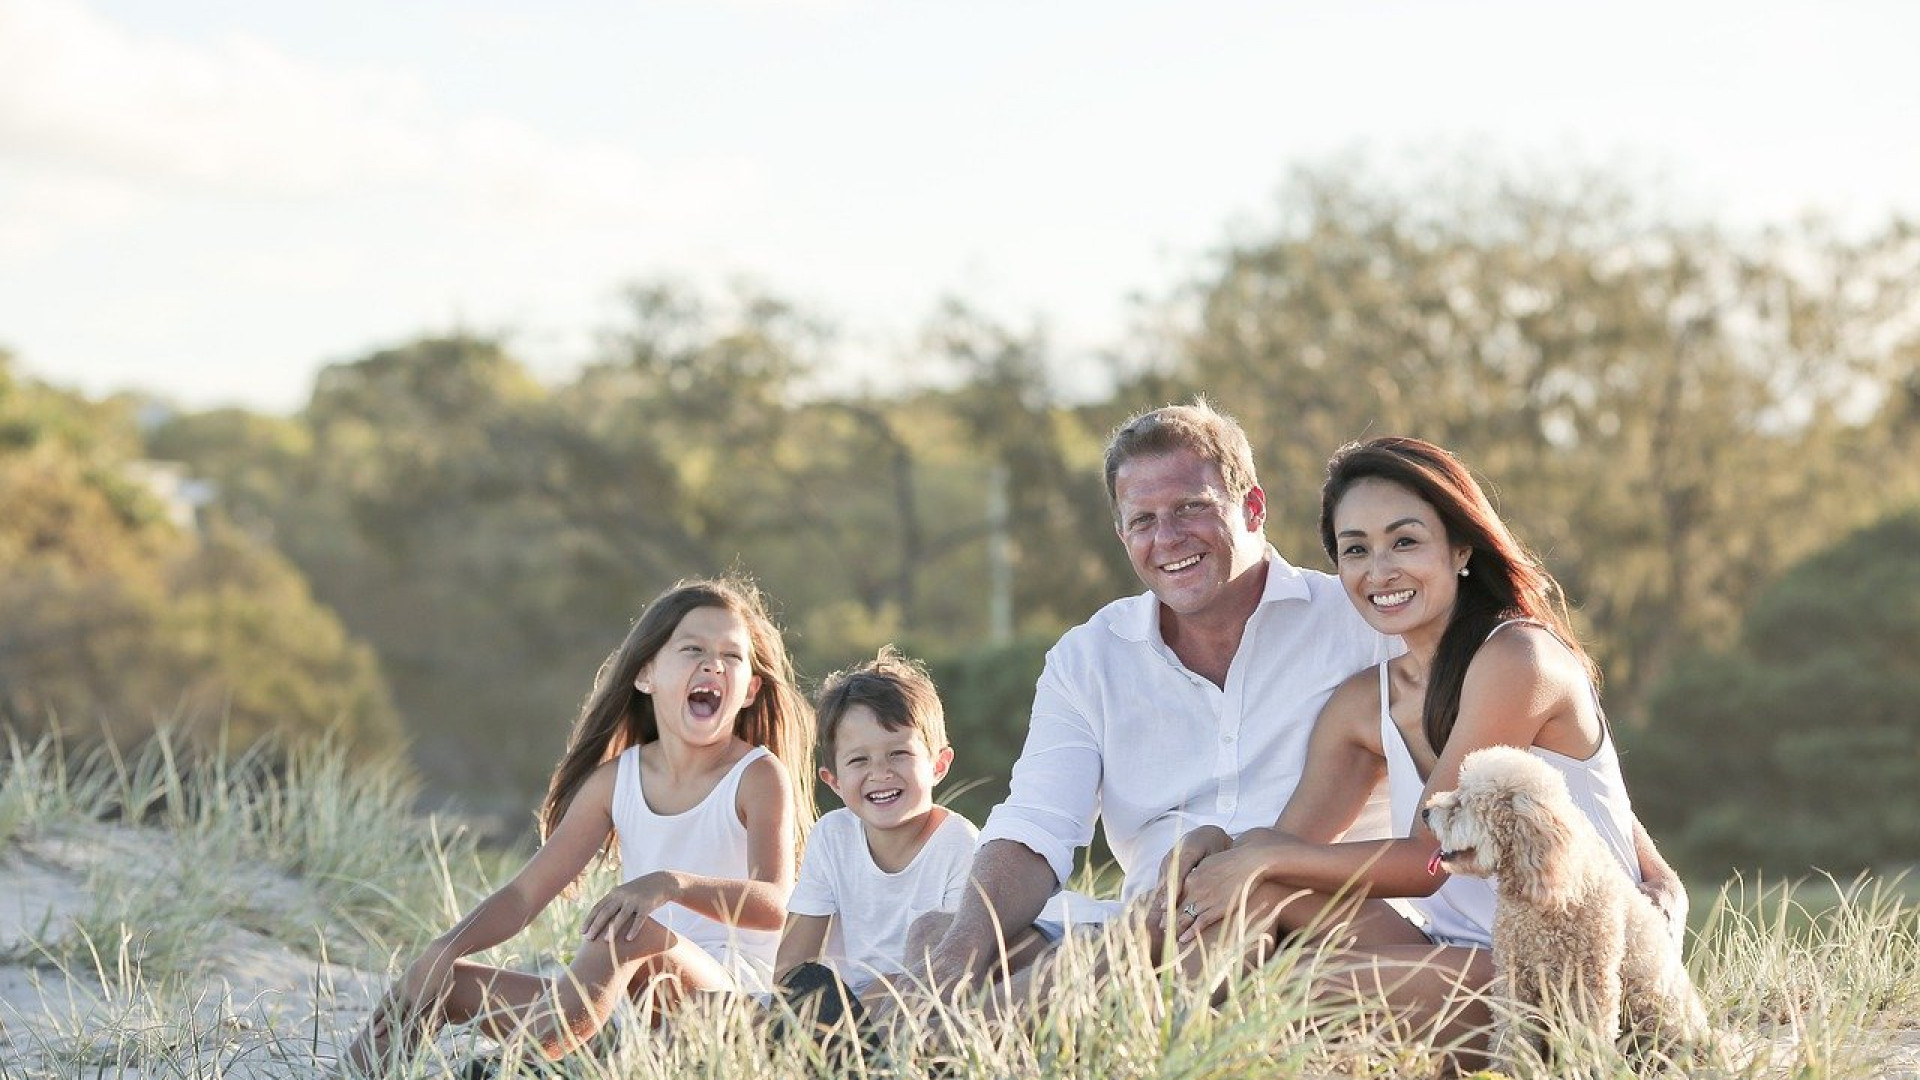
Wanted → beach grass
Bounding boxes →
[1,727,1914,1079]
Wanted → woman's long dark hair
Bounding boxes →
[539,576,815,864]
[1319,437,1592,754]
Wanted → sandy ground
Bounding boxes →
[0,821,385,1078]
[1,821,1916,1079]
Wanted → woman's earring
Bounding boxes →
[1458,566,1470,578]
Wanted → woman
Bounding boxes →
[1170,436,1685,1047]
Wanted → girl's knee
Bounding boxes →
[583,918,676,966]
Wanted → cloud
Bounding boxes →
[0,0,749,233]
[0,169,143,256]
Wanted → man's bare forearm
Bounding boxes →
[924,840,1057,991]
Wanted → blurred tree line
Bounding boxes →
[4,159,1916,876]
[0,351,399,755]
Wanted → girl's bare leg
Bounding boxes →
[468,920,734,1058]
[342,920,733,1072]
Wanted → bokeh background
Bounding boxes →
[4,0,1917,881]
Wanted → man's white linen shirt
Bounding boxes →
[978,548,1394,903]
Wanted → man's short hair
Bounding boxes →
[1102,397,1260,518]
[815,645,948,767]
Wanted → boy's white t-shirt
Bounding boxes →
[786,807,979,990]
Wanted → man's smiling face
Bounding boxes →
[1113,448,1267,619]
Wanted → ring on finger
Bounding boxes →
[1180,901,1198,920]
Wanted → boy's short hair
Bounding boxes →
[1102,396,1259,522]
[816,645,948,767]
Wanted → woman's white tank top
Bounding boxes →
[612,743,780,990]
[1385,620,1642,947]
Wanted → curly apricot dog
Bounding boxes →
[1423,746,1711,1070]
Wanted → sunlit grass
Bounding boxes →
[3,726,1917,1079]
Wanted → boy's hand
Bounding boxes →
[581,870,682,942]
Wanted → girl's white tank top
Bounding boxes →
[612,743,780,990]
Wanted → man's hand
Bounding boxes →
[880,840,1055,1017]
[1146,825,1231,933]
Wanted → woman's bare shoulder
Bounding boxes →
[1316,663,1386,745]
[1463,622,1587,716]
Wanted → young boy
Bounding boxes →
[775,646,978,996]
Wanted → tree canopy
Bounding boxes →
[9,158,1919,870]
[0,352,399,755]
[1629,511,1920,876]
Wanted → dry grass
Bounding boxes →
[1,728,1915,1079]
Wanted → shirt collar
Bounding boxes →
[1112,545,1312,643]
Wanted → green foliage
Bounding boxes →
[136,301,1128,808]
[1630,512,1920,876]
[923,631,1055,824]
[13,160,1920,853]
[1131,157,1920,719]
[144,407,310,534]
[0,364,400,756]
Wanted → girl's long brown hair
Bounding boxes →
[1319,437,1593,754]
[539,576,815,865]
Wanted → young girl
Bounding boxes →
[342,577,815,1071]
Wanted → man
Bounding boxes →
[913,400,1681,1000]
[909,400,1389,991]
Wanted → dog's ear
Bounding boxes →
[1498,790,1577,909]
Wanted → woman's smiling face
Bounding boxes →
[1331,477,1472,643]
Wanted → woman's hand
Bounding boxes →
[1147,825,1232,932]
[1178,833,1288,943]
[1639,875,1689,948]
[581,870,682,942]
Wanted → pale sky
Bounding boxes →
[3,0,1916,413]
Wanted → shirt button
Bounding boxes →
[1222,731,1236,743]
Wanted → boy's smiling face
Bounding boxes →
[820,705,953,835]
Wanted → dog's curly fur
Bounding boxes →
[1423,746,1711,1070]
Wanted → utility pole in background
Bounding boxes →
[987,461,1012,644]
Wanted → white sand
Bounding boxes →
[0,821,384,1078]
